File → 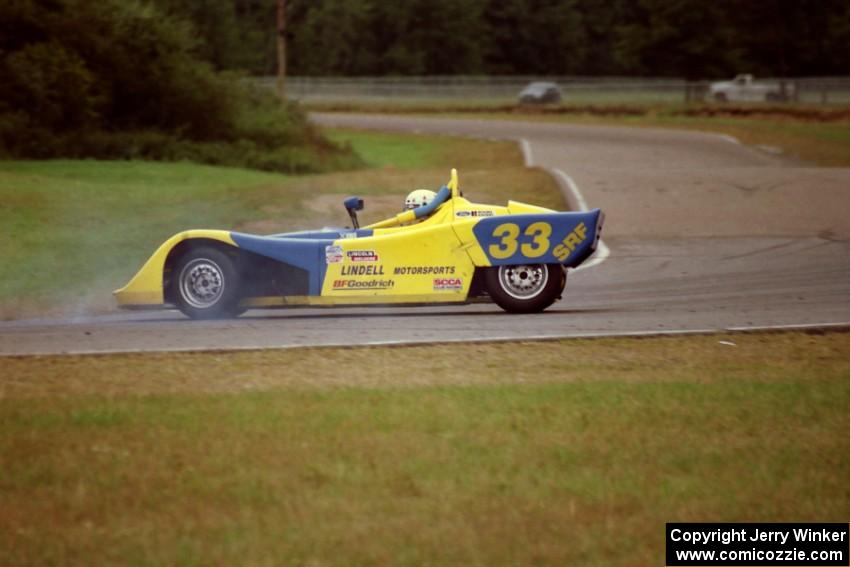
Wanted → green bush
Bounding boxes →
[0,0,359,172]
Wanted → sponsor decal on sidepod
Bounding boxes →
[347,250,379,262]
[340,265,385,275]
[325,245,343,264]
[394,266,456,275]
[433,278,463,291]
[333,279,395,290]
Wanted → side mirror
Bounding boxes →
[344,196,364,229]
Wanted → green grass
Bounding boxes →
[325,129,447,169]
[0,130,558,319]
[0,161,284,315]
[2,332,848,565]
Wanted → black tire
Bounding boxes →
[170,246,243,319]
[485,264,565,314]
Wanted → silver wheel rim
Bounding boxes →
[179,258,225,309]
[498,264,548,300]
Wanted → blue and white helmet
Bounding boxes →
[403,189,436,211]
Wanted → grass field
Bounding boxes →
[309,101,850,167]
[0,130,559,319]
[2,331,848,565]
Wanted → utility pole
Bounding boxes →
[276,0,286,100]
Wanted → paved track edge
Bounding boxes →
[3,322,848,359]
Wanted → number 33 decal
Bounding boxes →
[488,222,552,259]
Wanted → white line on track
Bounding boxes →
[5,322,847,358]
[517,137,609,271]
[715,133,741,145]
[726,322,850,332]
[519,138,534,167]
[550,168,610,271]
[551,167,590,211]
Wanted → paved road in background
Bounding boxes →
[2,114,848,355]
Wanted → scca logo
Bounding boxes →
[552,222,587,261]
[433,278,463,290]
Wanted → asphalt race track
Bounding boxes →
[1,114,848,355]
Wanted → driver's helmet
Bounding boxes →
[403,189,436,211]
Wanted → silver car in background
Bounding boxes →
[518,82,563,104]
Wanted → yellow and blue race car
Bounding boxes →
[115,170,604,319]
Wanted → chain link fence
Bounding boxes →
[255,76,850,105]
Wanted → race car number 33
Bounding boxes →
[488,220,587,262]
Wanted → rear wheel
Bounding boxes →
[485,264,565,313]
[171,247,243,319]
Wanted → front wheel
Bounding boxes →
[485,264,565,314]
[171,246,243,319]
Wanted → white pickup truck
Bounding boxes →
[709,74,795,102]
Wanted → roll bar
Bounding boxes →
[411,185,450,219]
[365,168,458,229]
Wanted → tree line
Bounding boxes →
[0,0,356,170]
[156,0,850,79]
[2,0,847,166]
